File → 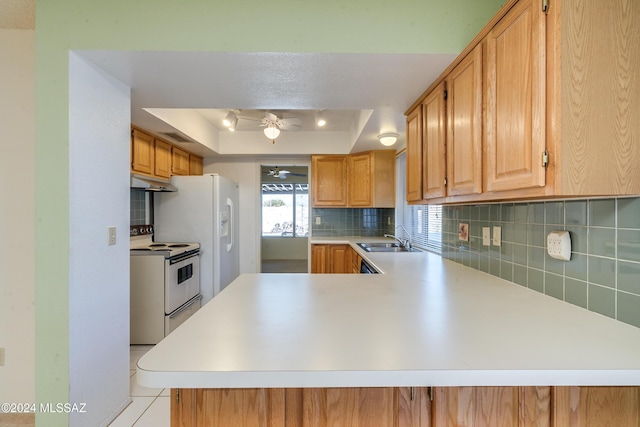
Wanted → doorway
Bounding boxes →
[260,165,309,273]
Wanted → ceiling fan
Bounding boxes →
[265,167,307,180]
[259,112,302,143]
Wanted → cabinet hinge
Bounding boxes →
[429,387,434,402]
[542,0,549,14]
[410,387,415,401]
[175,389,180,404]
[444,178,447,186]
[542,150,549,168]
[443,90,448,100]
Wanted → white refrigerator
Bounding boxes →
[154,174,240,304]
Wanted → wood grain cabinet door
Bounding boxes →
[445,44,483,197]
[171,147,190,176]
[484,0,546,193]
[131,129,154,175]
[154,139,172,179]
[422,82,447,199]
[348,153,372,207]
[311,245,328,274]
[312,155,348,207]
[554,386,640,427]
[302,388,396,427]
[405,106,423,202]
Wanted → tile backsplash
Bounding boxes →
[312,208,395,237]
[130,189,148,226]
[441,197,640,329]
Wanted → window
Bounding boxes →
[395,152,442,253]
[261,183,309,237]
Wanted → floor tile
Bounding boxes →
[108,397,154,427]
[134,397,170,427]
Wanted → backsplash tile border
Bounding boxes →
[441,197,640,329]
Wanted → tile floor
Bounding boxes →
[108,345,169,427]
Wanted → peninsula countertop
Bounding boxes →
[137,237,640,389]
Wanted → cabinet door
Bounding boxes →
[329,244,348,273]
[131,129,154,175]
[422,82,447,199]
[189,154,203,175]
[405,106,423,202]
[432,386,551,427]
[484,0,546,192]
[312,156,347,207]
[196,388,285,427]
[554,387,640,426]
[302,388,395,427]
[172,147,190,176]
[397,387,432,427]
[348,153,372,207]
[154,139,172,179]
[311,245,328,274]
[446,44,483,196]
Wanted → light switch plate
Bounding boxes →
[108,226,117,246]
[492,226,501,246]
[315,217,321,225]
[547,230,571,261]
[0,347,5,366]
[482,227,491,246]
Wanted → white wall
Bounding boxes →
[204,157,310,273]
[0,29,35,404]
[68,53,131,426]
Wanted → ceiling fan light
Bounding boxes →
[264,125,280,140]
[228,117,238,131]
[316,111,326,127]
[223,111,236,128]
[378,133,398,146]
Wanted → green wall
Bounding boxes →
[34,1,504,424]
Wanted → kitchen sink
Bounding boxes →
[357,242,419,252]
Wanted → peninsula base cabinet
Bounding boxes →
[171,386,640,426]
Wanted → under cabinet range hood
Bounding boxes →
[130,174,178,192]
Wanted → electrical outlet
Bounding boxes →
[492,226,501,246]
[0,347,5,366]
[482,227,491,246]
[108,226,117,246]
[315,217,321,225]
[547,230,571,261]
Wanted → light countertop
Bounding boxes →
[137,237,640,389]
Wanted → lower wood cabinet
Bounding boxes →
[172,386,640,427]
[311,244,352,274]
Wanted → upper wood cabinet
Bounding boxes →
[484,0,546,193]
[312,155,348,207]
[312,151,395,208]
[422,82,447,199]
[154,139,172,179]
[405,106,423,202]
[446,43,483,197]
[131,129,155,175]
[405,0,640,204]
[131,126,205,179]
[171,146,190,176]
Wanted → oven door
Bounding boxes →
[165,251,200,314]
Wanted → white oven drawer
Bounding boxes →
[165,294,201,336]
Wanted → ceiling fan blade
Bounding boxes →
[287,173,307,177]
[278,174,288,180]
[280,118,302,130]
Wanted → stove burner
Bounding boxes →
[168,244,189,248]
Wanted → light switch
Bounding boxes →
[482,227,491,246]
[315,217,321,225]
[492,226,501,246]
[108,226,117,246]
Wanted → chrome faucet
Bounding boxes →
[384,225,412,249]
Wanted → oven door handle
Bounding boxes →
[169,295,202,319]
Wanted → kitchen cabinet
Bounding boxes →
[445,44,483,197]
[405,0,640,204]
[310,244,351,274]
[131,126,205,179]
[172,386,639,426]
[405,106,423,202]
[189,154,203,175]
[312,151,395,208]
[421,82,447,199]
[311,155,348,207]
[171,147,190,176]
[131,128,155,175]
[349,246,361,273]
[153,139,172,179]
[348,150,395,207]
[484,0,546,194]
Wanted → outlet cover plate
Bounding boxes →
[547,230,571,261]
[492,226,501,246]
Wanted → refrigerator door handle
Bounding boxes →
[226,197,234,252]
